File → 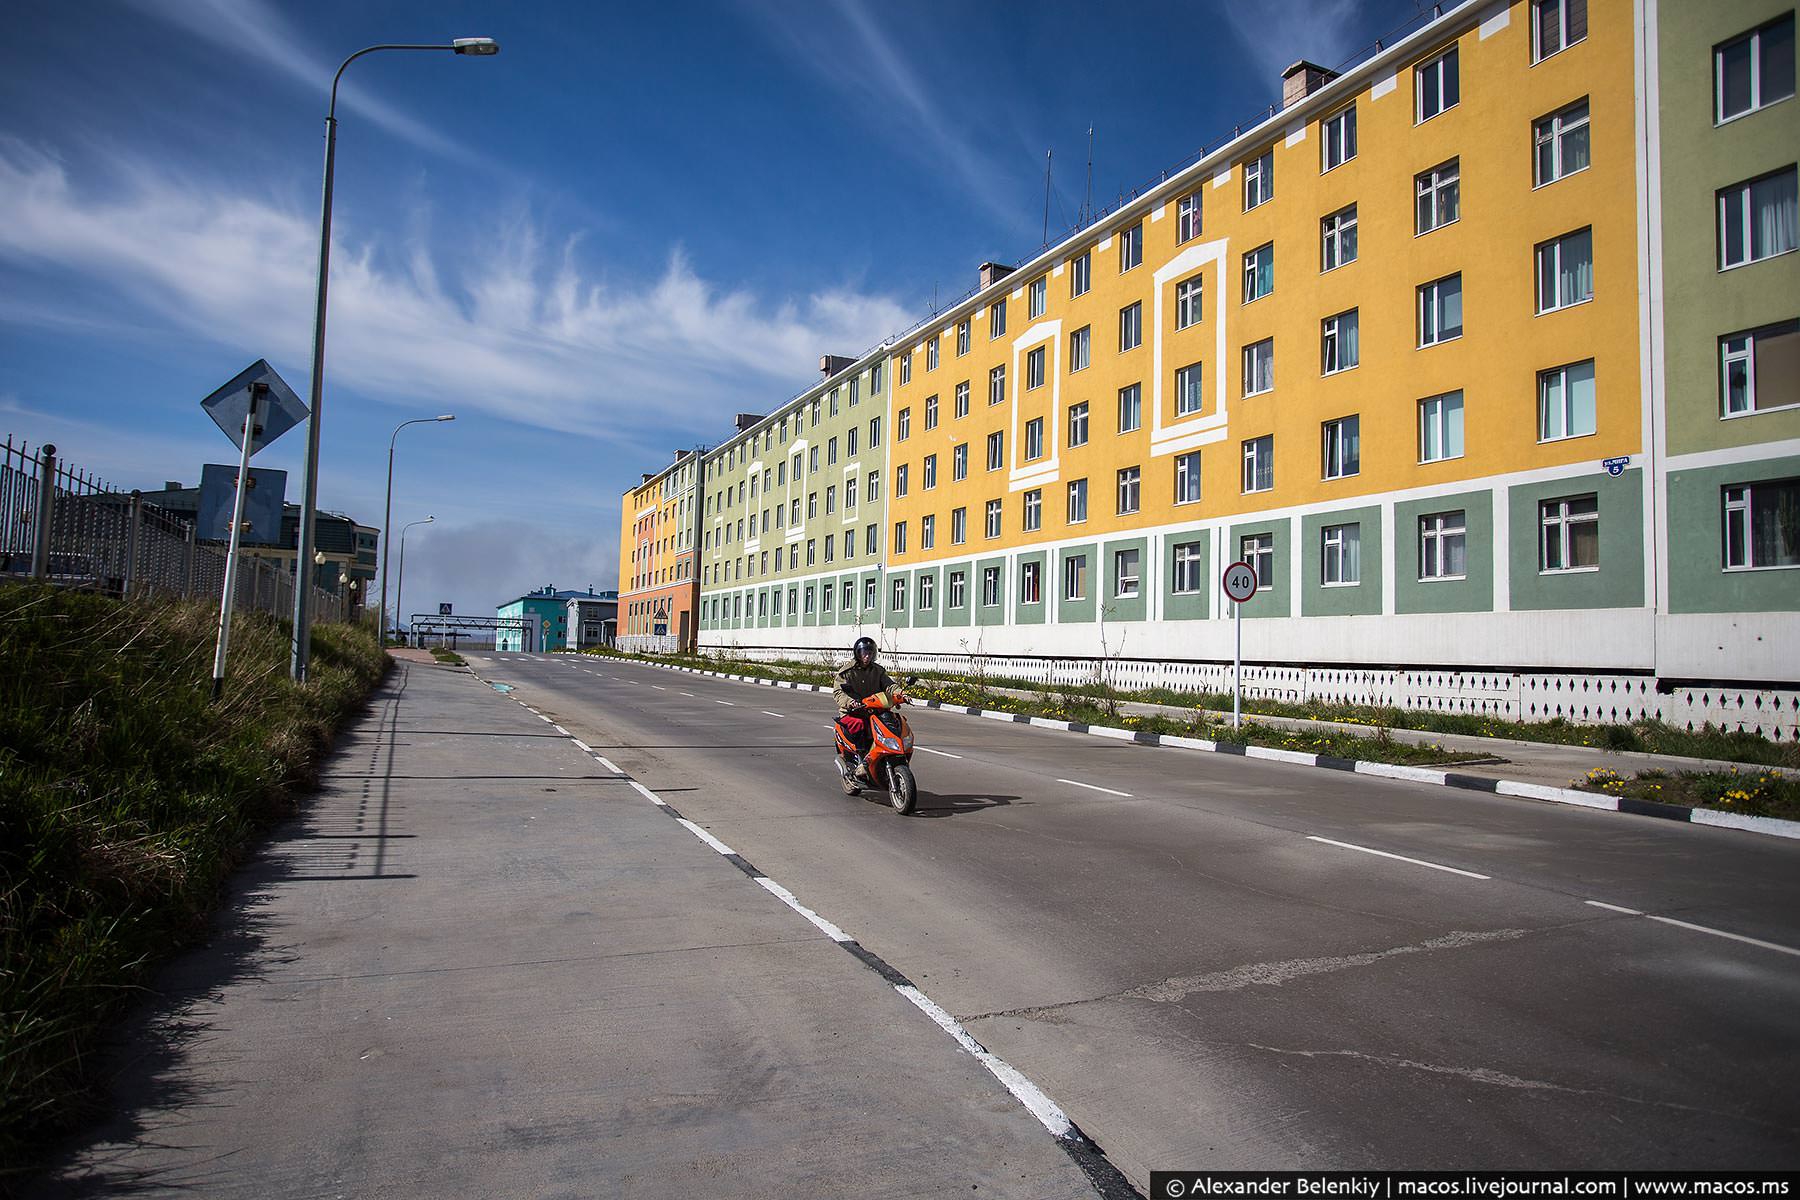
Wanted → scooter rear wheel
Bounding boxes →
[887,761,917,815]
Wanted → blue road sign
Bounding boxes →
[200,359,308,456]
[198,464,287,545]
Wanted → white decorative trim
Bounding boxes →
[1371,70,1398,99]
[1478,3,1510,39]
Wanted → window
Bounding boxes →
[1718,170,1798,269]
[803,585,814,614]
[1064,554,1088,600]
[893,519,907,553]
[842,581,854,611]
[865,524,878,555]
[1322,105,1357,171]
[1539,360,1598,440]
[1241,533,1274,588]
[869,416,882,447]
[1070,326,1091,372]
[1118,383,1142,433]
[1067,478,1089,523]
[1723,480,1800,568]
[925,393,938,430]
[841,477,853,509]
[1173,542,1205,593]
[1538,227,1595,310]
[1420,391,1465,462]
[1242,340,1273,397]
[1417,46,1460,122]
[957,318,970,356]
[1322,523,1361,585]
[848,427,859,456]
[1534,0,1587,61]
[864,576,877,610]
[1722,321,1800,415]
[871,361,883,393]
[1419,273,1464,345]
[918,574,935,610]
[1322,310,1359,374]
[1020,561,1042,604]
[951,506,967,544]
[1177,192,1202,242]
[821,581,833,610]
[1176,275,1205,328]
[1119,302,1142,352]
[1241,435,1274,493]
[1025,417,1045,461]
[1322,415,1360,479]
[897,355,910,386]
[985,498,1002,538]
[1715,14,1794,122]
[1175,451,1202,504]
[1416,159,1460,234]
[866,470,880,501]
[1068,401,1089,447]
[1322,205,1358,271]
[827,437,838,465]
[824,534,834,563]
[1244,149,1273,209]
[981,369,999,412]
[1540,495,1598,571]
[851,376,862,405]
[953,443,969,480]
[1117,465,1141,514]
[891,577,906,612]
[1535,99,1591,186]
[982,566,1001,606]
[1419,510,1467,579]
[808,492,818,519]
[949,570,967,608]
[986,430,1004,471]
[927,339,939,371]
[1023,488,1042,531]
[897,407,911,442]
[1029,275,1047,319]
[1071,250,1091,297]
[1120,222,1142,272]
[990,299,1007,339]
[921,514,936,550]
[894,464,909,498]
[923,454,938,489]
[1164,362,1201,416]
[1242,243,1274,303]
[1024,346,1046,390]
[1114,548,1141,598]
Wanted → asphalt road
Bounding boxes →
[467,651,1800,1183]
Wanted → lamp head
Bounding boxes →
[436,414,456,422]
[452,37,499,56]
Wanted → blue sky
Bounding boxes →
[1,0,1426,620]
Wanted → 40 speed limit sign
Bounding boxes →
[1221,561,1257,728]
[1221,560,1258,603]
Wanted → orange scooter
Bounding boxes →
[833,676,920,814]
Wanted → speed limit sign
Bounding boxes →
[1222,561,1258,603]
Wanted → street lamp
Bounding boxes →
[395,515,435,647]
[380,414,454,642]
[290,38,499,682]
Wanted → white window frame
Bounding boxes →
[1415,158,1460,235]
[1322,523,1361,586]
[1244,150,1273,210]
[1177,362,1205,415]
[1537,359,1598,441]
[1721,321,1800,417]
[1067,478,1089,523]
[990,299,1007,340]
[1723,480,1800,569]
[1241,533,1274,588]
[1241,435,1274,494]
[1177,192,1202,242]
[1322,309,1359,375]
[956,319,970,356]
[1023,488,1042,532]
[1120,222,1142,272]
[956,381,970,418]
[1063,553,1088,601]
[1113,548,1141,599]
[1717,170,1799,270]
[1418,273,1464,346]
[953,442,968,481]
[1419,510,1468,581]
[1322,415,1360,480]
[1242,243,1274,303]
[923,453,938,489]
[951,506,967,545]
[1176,275,1205,329]
[1715,15,1796,124]
[1070,325,1091,372]
[1322,105,1357,172]
[891,576,906,612]
[1534,99,1591,187]
[982,567,1000,607]
[1540,494,1599,573]
[1025,417,1045,461]
[1242,340,1273,398]
[1119,301,1142,352]
[986,431,1004,471]
[1117,466,1141,514]
[927,340,939,371]
[1071,250,1092,297]
[918,573,934,609]
[1173,542,1205,593]
[1174,451,1202,505]
[1068,401,1090,447]
[1322,205,1357,272]
[1419,391,1466,463]
[985,499,1003,539]
[1533,0,1587,63]
[987,367,1005,407]
[1020,560,1042,605]
[948,570,966,608]
[1538,227,1595,311]
[1118,383,1142,433]
[1416,46,1460,123]
[924,393,938,430]
[896,407,911,442]
[1029,275,1047,319]
[1026,347,1046,390]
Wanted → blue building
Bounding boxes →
[496,586,617,652]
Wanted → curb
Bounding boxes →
[588,654,1800,844]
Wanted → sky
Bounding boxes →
[1,0,1432,623]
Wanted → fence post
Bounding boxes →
[123,490,143,598]
[31,443,56,580]
[182,523,196,598]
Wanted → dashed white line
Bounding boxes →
[551,725,571,737]
[1584,900,1642,915]
[1057,778,1132,798]
[755,877,853,943]
[676,818,735,856]
[627,780,665,806]
[651,685,666,690]
[596,755,622,773]
[1307,836,1490,880]
[715,699,736,706]
[761,710,785,718]
[680,691,696,697]
[917,746,963,759]
[1583,900,1800,957]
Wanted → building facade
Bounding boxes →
[635,0,1796,736]
[617,450,702,653]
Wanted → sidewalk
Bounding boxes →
[39,660,1094,1199]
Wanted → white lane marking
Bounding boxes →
[761,710,785,718]
[571,738,592,752]
[628,780,665,806]
[1646,915,1800,958]
[1306,836,1490,880]
[1058,778,1132,797]
[715,699,736,706]
[917,746,963,759]
[893,985,1075,1141]
[596,755,622,773]
[676,818,735,856]
[651,685,666,690]
[552,725,571,736]
[680,691,696,697]
[1584,900,1643,915]
[754,877,853,943]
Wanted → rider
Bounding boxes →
[834,636,903,773]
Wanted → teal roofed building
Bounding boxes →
[496,586,617,652]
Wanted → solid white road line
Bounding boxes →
[552,725,570,737]
[628,780,666,806]
[755,877,853,943]
[571,738,592,752]
[676,818,735,856]
[1057,778,1132,798]
[917,746,963,759]
[1584,900,1643,915]
[1584,900,1800,958]
[596,755,622,773]
[1306,835,1490,880]
[893,985,1076,1141]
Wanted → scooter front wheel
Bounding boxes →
[887,761,917,815]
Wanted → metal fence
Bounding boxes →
[1,435,348,623]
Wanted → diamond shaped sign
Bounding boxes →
[200,359,308,456]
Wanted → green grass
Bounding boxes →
[0,584,387,1175]
[429,647,466,666]
[1573,767,1800,821]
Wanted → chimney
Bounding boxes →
[641,472,654,484]
[1281,60,1338,108]
[163,480,182,491]
[819,354,855,379]
[734,413,762,433]
[978,261,1014,289]
[673,448,692,460]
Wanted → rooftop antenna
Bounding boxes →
[1084,125,1094,226]
[1042,149,1053,245]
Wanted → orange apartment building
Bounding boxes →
[617,448,703,653]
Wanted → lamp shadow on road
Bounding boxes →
[911,792,1021,817]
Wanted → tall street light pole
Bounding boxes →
[380,414,455,642]
[395,515,435,647]
[290,37,499,682]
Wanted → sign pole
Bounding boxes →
[1233,597,1242,730]
[211,384,264,701]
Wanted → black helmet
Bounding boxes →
[852,636,877,667]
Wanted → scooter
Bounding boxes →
[833,677,920,814]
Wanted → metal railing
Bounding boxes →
[1,435,349,623]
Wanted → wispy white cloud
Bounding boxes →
[1220,0,1373,86]
[0,140,915,445]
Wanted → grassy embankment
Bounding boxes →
[584,645,1800,817]
[0,584,387,1174]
